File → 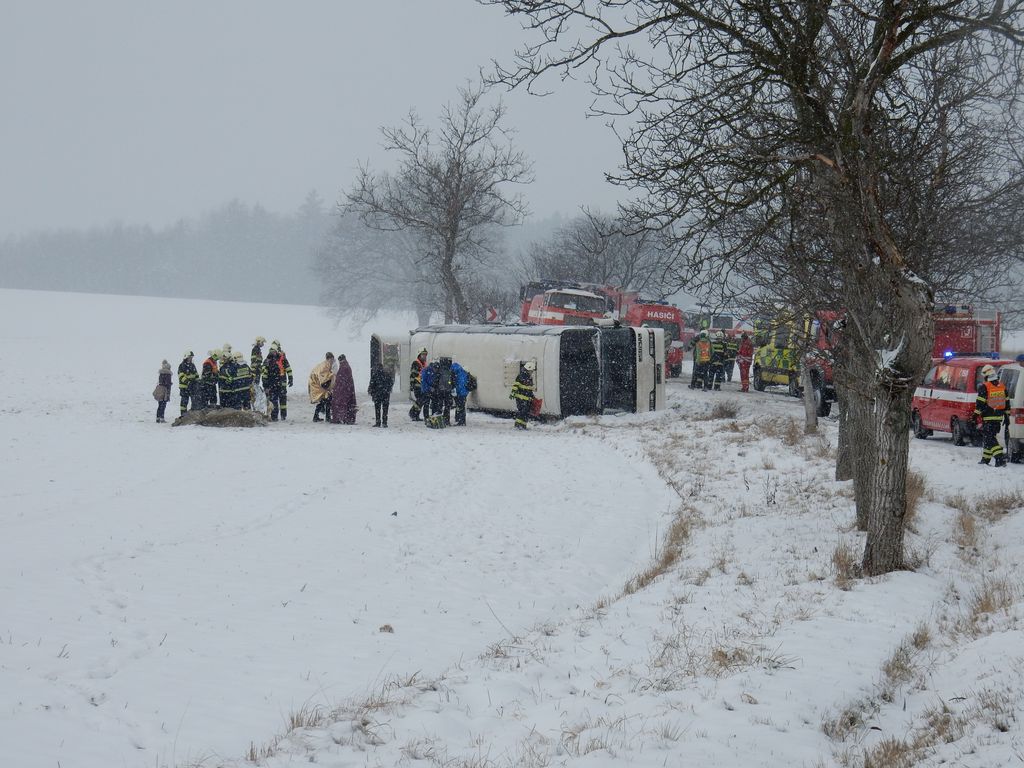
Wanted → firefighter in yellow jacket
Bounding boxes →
[510,360,536,430]
[974,364,1008,467]
[408,348,429,421]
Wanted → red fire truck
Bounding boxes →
[932,305,1001,360]
[519,281,687,376]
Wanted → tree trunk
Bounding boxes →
[801,366,818,434]
[861,390,912,575]
[849,388,874,532]
[835,382,853,481]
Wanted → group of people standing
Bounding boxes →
[153,337,294,422]
[686,330,755,393]
[155,340,539,431]
[408,349,477,428]
[306,352,389,426]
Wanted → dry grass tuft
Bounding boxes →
[967,578,1017,630]
[974,489,1024,521]
[954,510,977,553]
[903,470,927,533]
[706,400,740,420]
[831,541,861,590]
[622,504,696,596]
[861,736,914,768]
[760,417,803,446]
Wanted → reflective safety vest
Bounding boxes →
[976,380,1008,421]
[696,339,711,364]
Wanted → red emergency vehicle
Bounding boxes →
[621,300,686,376]
[519,280,687,376]
[932,305,1001,360]
[911,355,1013,445]
[524,287,610,325]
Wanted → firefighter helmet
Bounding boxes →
[418,347,428,357]
[523,360,537,372]
[981,364,998,381]
[234,351,245,362]
[714,330,725,340]
[184,350,193,358]
[270,340,281,351]
[211,349,222,360]
[254,336,266,346]
[699,330,709,338]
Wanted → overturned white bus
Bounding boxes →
[370,324,666,418]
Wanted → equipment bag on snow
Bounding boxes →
[424,414,447,429]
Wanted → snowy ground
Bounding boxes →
[1,289,1022,768]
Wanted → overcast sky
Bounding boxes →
[0,1,624,238]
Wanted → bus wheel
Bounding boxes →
[752,367,766,392]
[951,418,968,447]
[911,411,929,439]
[814,381,832,417]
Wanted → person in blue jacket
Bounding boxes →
[420,358,453,426]
[450,361,473,426]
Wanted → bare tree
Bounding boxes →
[345,83,533,323]
[314,213,442,326]
[485,1,1024,574]
[521,211,677,296]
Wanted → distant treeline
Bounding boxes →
[0,193,331,305]
[0,195,568,308]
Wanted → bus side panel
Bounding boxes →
[410,330,555,416]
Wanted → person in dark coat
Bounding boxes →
[262,346,288,421]
[330,354,357,424]
[200,350,220,409]
[368,362,395,427]
[177,351,198,416]
[154,360,172,423]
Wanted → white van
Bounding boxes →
[997,363,1023,463]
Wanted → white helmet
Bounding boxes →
[523,360,537,372]
[222,343,232,354]
[209,349,220,359]
[184,350,194,359]
[234,351,245,362]
[254,336,266,346]
[270,339,282,351]
[714,330,725,340]
[981,364,998,381]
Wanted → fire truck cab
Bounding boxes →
[911,355,1014,445]
[525,288,610,326]
[622,300,685,377]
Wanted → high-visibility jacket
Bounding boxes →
[178,359,198,390]
[251,345,264,379]
[975,380,1008,421]
[233,362,253,395]
[410,357,427,392]
[511,371,535,402]
[262,351,287,390]
[710,338,725,363]
[695,339,711,364]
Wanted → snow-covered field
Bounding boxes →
[1,288,1022,768]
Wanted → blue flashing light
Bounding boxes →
[991,351,1000,359]
[943,349,954,359]
[1017,354,1024,363]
